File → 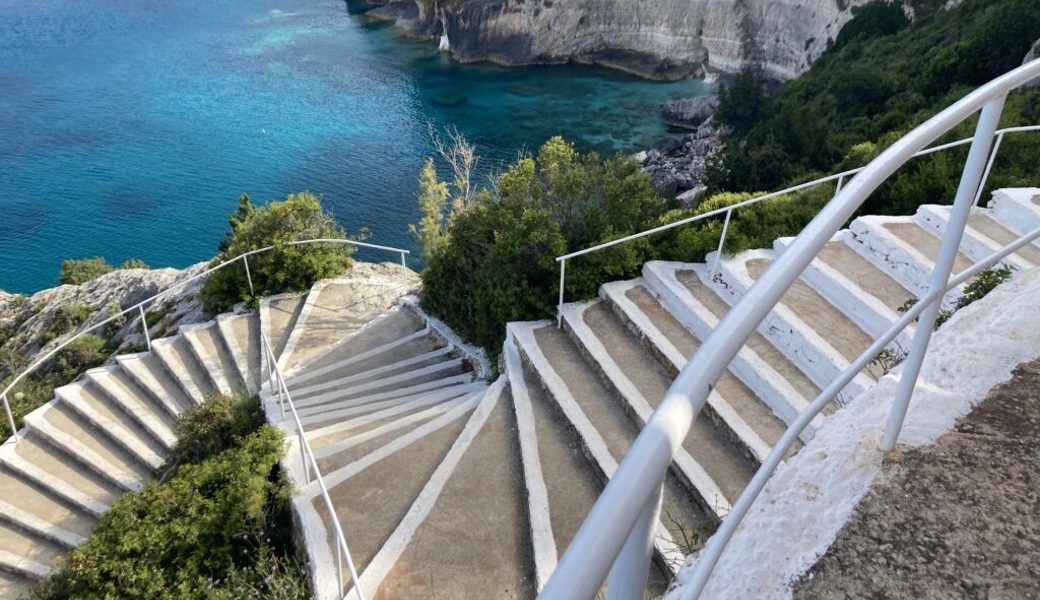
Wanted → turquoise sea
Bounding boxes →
[0,0,709,293]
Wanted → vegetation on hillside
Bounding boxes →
[708,0,1040,215]
[200,192,358,314]
[58,257,149,286]
[27,394,308,600]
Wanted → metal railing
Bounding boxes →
[259,331,365,600]
[1,238,410,442]
[554,122,1040,323]
[540,59,1040,599]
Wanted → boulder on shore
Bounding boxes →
[660,95,719,130]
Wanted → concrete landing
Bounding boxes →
[795,357,1040,599]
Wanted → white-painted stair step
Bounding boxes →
[114,353,192,418]
[182,323,244,397]
[989,187,1040,236]
[0,543,53,580]
[562,296,773,482]
[915,204,1037,270]
[598,280,790,470]
[23,403,143,492]
[705,249,875,398]
[85,366,177,450]
[151,337,213,405]
[288,346,454,399]
[351,380,506,599]
[260,292,308,368]
[299,379,481,433]
[284,307,427,380]
[0,436,119,511]
[640,262,821,432]
[287,327,432,388]
[291,359,466,409]
[0,494,87,549]
[54,382,165,470]
[847,215,970,305]
[771,236,916,345]
[0,444,110,516]
[509,322,694,575]
[306,382,484,452]
[217,313,261,394]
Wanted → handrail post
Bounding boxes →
[835,174,845,194]
[137,304,152,352]
[2,394,19,442]
[710,208,733,280]
[557,259,566,328]
[973,130,1006,207]
[399,251,407,268]
[881,95,1007,452]
[606,481,663,600]
[243,255,255,296]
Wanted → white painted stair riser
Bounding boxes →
[54,386,164,470]
[914,205,1033,271]
[702,251,871,399]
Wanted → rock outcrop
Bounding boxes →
[352,0,872,81]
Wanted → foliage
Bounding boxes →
[41,303,93,342]
[28,396,307,600]
[955,264,1015,310]
[53,334,111,380]
[419,136,668,353]
[170,394,266,467]
[1,334,112,439]
[59,258,114,286]
[119,258,149,270]
[709,0,1040,205]
[200,193,356,315]
[410,158,452,259]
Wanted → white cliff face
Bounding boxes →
[357,0,871,80]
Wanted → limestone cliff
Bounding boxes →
[352,0,871,80]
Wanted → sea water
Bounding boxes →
[0,0,709,293]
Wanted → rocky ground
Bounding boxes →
[635,94,724,206]
[793,357,1040,599]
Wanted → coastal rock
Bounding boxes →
[661,95,719,130]
[640,128,723,204]
[352,0,874,81]
[0,264,210,376]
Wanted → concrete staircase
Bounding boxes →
[3,188,1039,599]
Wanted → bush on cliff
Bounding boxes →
[28,395,307,600]
[200,192,356,315]
[58,258,114,286]
[419,136,669,353]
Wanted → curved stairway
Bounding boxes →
[2,188,1039,599]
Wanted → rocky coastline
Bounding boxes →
[635,92,725,207]
[348,0,870,82]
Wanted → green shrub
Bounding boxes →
[53,334,111,381]
[119,258,149,270]
[170,394,265,467]
[59,258,114,285]
[419,137,669,354]
[199,193,356,315]
[1,334,112,440]
[41,303,93,342]
[28,395,306,600]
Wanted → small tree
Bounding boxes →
[119,258,149,270]
[200,192,355,315]
[59,258,114,285]
[409,158,451,259]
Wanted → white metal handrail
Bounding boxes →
[259,331,365,600]
[541,59,1040,599]
[1,237,410,441]
[554,123,1040,322]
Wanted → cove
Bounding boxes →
[0,0,710,294]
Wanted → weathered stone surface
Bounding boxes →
[793,358,1040,599]
[354,0,873,81]
[661,95,719,130]
[637,126,723,201]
